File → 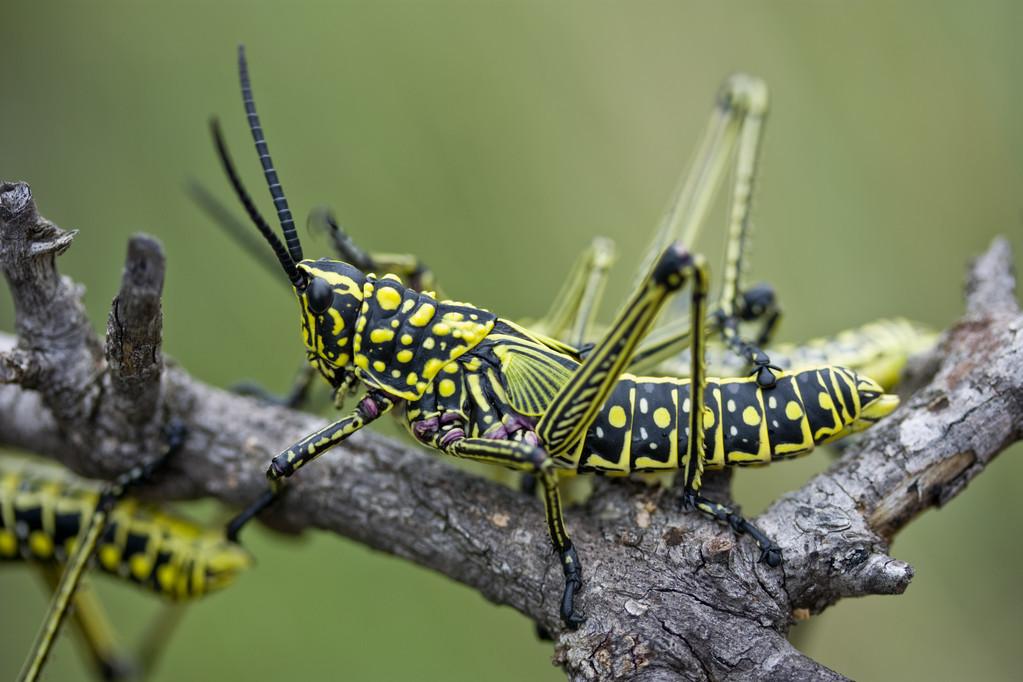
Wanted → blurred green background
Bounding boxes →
[2,1,1021,680]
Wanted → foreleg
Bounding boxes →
[226,392,395,541]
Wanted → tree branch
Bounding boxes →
[105,234,165,429]
[1,183,1020,680]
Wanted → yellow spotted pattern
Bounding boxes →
[370,329,394,344]
[409,303,436,327]
[742,406,761,426]
[376,287,402,311]
[0,457,252,600]
[608,406,627,428]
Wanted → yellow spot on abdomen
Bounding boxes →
[131,555,152,580]
[373,360,386,372]
[742,406,761,426]
[439,379,456,397]
[29,532,53,558]
[818,393,834,410]
[397,350,413,363]
[653,407,672,429]
[99,545,121,570]
[608,405,627,428]
[406,373,419,386]
[785,401,804,420]
[376,287,402,311]
[401,334,413,345]
[157,564,177,591]
[423,358,444,377]
[0,530,16,557]
[703,408,716,428]
[432,323,451,336]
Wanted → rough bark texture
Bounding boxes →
[1,180,1020,680]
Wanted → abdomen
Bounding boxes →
[574,368,854,473]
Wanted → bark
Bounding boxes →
[1,180,1020,680]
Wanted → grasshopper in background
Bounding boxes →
[210,46,898,629]
[6,426,250,681]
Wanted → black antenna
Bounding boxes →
[237,44,304,264]
[210,118,301,284]
[187,179,286,283]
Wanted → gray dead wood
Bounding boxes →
[1,180,1020,681]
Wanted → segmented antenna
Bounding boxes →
[188,179,286,283]
[237,44,304,264]
[210,118,301,284]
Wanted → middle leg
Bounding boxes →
[444,436,583,628]
[683,491,781,566]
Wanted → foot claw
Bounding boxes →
[559,557,585,630]
[760,545,783,567]
[561,611,586,630]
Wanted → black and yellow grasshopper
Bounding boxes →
[190,188,933,408]
[3,452,251,680]
[213,46,899,629]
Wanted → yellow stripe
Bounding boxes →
[829,370,852,424]
[755,386,771,462]
[775,375,814,455]
[541,288,663,454]
[812,371,842,441]
[712,385,725,468]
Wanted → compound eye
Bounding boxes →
[306,278,334,314]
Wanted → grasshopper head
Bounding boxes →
[294,259,366,385]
